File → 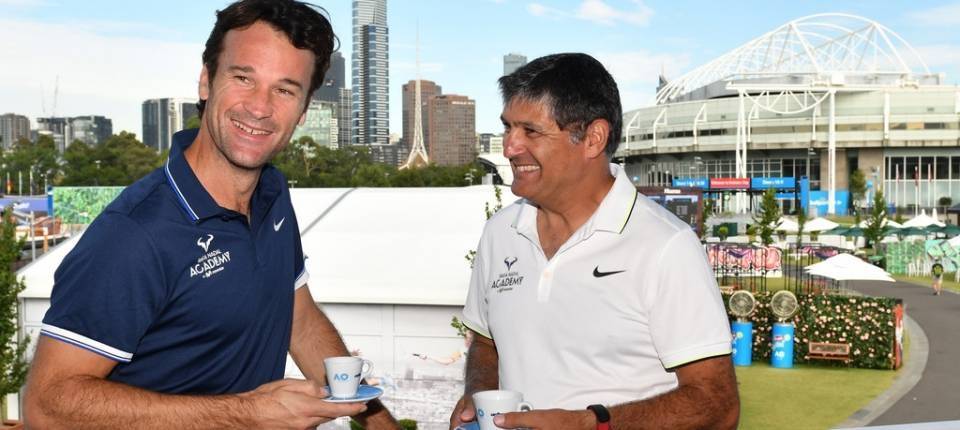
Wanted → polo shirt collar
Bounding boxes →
[164,129,284,224]
[512,164,638,239]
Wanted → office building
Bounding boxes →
[503,53,527,76]
[67,115,113,146]
[427,94,476,166]
[0,113,30,149]
[402,79,441,156]
[352,0,390,146]
[292,100,338,149]
[142,98,198,152]
[36,117,69,153]
[315,52,346,103]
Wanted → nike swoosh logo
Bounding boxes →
[273,217,285,232]
[593,266,625,278]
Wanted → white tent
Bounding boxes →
[805,253,895,282]
[903,209,945,228]
[774,217,799,233]
[805,217,840,232]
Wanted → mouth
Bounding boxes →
[231,119,272,136]
[512,163,541,174]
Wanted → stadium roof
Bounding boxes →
[20,186,517,306]
[656,13,936,104]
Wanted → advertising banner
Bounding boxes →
[710,177,750,190]
[53,187,125,224]
[672,177,708,188]
[808,190,850,216]
[751,177,796,189]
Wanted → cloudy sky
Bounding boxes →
[1,0,958,137]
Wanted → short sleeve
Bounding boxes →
[41,213,168,363]
[292,213,308,290]
[648,229,732,368]
[461,238,492,339]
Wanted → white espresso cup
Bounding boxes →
[472,390,534,430]
[323,356,373,398]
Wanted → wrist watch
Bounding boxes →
[586,404,611,430]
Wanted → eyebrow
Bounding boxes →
[226,65,304,90]
[501,116,545,132]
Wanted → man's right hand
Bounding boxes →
[449,394,477,429]
[244,379,368,429]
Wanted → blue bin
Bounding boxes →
[731,321,753,366]
[771,322,795,368]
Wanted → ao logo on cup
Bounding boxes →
[324,356,373,399]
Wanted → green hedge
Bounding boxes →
[725,292,901,369]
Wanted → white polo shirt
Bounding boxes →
[462,164,731,410]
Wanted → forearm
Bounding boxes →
[28,375,253,430]
[607,375,739,429]
[290,292,398,427]
[463,337,499,395]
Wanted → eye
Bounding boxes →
[524,127,542,137]
[234,75,251,84]
[277,88,295,96]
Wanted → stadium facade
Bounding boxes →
[618,14,960,216]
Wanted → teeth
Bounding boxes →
[232,120,269,135]
[515,165,540,172]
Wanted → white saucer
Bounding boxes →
[322,384,384,403]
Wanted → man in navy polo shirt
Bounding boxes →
[23,1,399,428]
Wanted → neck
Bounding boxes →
[184,127,260,218]
[537,165,616,235]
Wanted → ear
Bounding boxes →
[582,119,610,160]
[298,109,307,126]
[198,65,211,102]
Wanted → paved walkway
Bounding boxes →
[845,279,960,426]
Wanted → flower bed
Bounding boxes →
[724,292,901,369]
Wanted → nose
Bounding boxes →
[243,85,274,119]
[503,129,524,158]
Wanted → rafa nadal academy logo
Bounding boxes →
[191,234,232,279]
[491,256,523,293]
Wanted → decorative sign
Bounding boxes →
[710,177,750,190]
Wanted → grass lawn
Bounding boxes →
[736,362,898,429]
[891,273,960,293]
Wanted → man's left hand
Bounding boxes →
[493,409,595,430]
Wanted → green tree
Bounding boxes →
[60,140,98,186]
[796,208,808,248]
[849,169,867,215]
[700,198,714,240]
[863,190,886,250]
[752,188,782,246]
[95,132,161,185]
[3,136,60,194]
[184,114,201,130]
[0,208,29,417]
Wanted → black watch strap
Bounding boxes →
[587,403,611,424]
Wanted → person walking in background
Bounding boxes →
[932,259,944,295]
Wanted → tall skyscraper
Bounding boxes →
[401,79,441,155]
[142,98,198,152]
[0,113,30,149]
[352,0,389,146]
[427,94,477,166]
[67,115,113,146]
[314,52,345,103]
[503,53,527,76]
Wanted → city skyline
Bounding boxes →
[1,0,959,139]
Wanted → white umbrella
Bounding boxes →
[805,217,840,232]
[804,253,895,282]
[903,210,945,228]
[774,217,799,233]
[856,218,902,229]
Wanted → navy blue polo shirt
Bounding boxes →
[42,129,307,394]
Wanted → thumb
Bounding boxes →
[494,411,536,429]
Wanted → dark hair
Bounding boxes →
[498,53,622,158]
[198,0,337,116]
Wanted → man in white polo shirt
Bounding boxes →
[450,53,739,430]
